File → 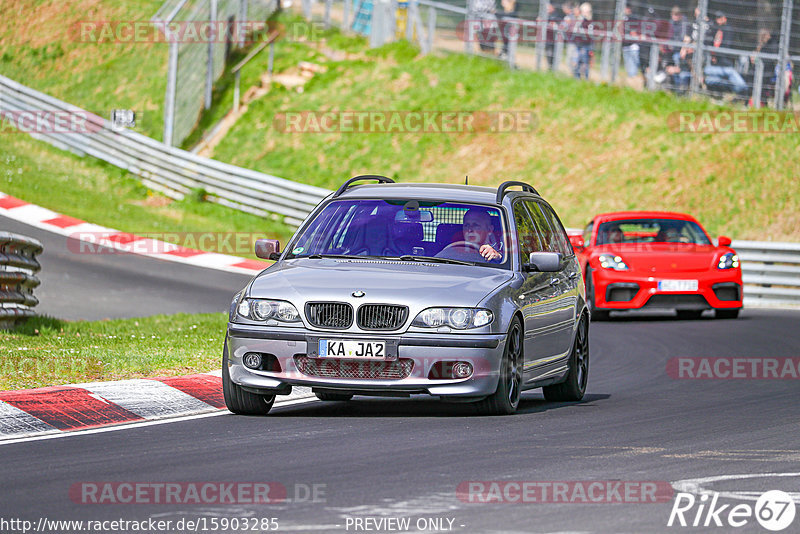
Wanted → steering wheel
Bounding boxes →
[439,241,482,255]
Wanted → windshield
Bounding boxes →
[286,199,509,267]
[596,218,711,245]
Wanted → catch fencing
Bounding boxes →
[310,0,799,109]
[0,74,330,226]
[0,233,43,328]
[154,0,279,146]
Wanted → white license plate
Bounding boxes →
[658,279,698,292]
[319,339,386,359]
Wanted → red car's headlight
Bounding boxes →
[717,252,739,270]
[598,254,629,271]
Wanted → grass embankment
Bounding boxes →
[1,0,168,140]
[0,313,227,390]
[208,30,800,241]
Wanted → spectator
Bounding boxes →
[620,4,641,79]
[638,7,657,79]
[572,2,594,80]
[545,3,564,70]
[664,35,694,93]
[690,4,709,46]
[473,0,497,53]
[561,2,577,74]
[703,11,748,97]
[498,0,517,60]
[668,6,689,65]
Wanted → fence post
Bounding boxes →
[344,0,351,28]
[508,19,518,68]
[751,57,764,109]
[324,0,332,27]
[774,0,793,110]
[689,0,708,96]
[610,0,624,82]
[205,0,218,110]
[238,0,248,46]
[303,0,312,19]
[535,0,548,71]
[163,39,178,146]
[427,5,436,53]
[553,28,564,72]
[406,0,415,41]
[464,0,473,54]
[646,41,658,90]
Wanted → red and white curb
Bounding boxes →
[0,373,313,440]
[0,192,271,275]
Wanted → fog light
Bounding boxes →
[452,361,473,379]
[243,352,262,369]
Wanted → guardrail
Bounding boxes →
[0,232,43,328]
[0,75,331,227]
[733,240,800,307]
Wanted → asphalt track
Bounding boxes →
[2,217,800,533]
[1,214,251,320]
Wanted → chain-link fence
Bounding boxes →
[307,0,797,109]
[154,0,278,146]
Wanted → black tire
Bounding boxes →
[676,310,703,320]
[586,269,610,321]
[222,340,275,415]
[475,317,523,415]
[543,314,589,402]
[716,309,740,319]
[314,392,354,402]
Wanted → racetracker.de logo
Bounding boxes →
[456,481,674,504]
[0,111,102,134]
[667,111,800,134]
[69,482,292,504]
[667,357,800,380]
[70,20,324,43]
[273,111,537,134]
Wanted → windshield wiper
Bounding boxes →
[397,255,475,266]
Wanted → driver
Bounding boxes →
[462,209,502,261]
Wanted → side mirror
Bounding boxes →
[523,252,562,272]
[569,235,585,251]
[255,239,281,261]
[718,236,732,247]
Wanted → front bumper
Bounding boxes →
[593,269,743,310]
[226,324,507,398]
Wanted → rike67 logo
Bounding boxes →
[668,490,796,531]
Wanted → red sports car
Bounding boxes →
[570,211,743,320]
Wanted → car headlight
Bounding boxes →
[412,308,493,329]
[598,254,629,271]
[237,298,301,323]
[717,252,739,270]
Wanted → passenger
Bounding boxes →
[607,226,624,244]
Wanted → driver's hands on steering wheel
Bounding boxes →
[479,244,501,261]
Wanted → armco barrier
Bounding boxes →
[733,240,800,307]
[0,232,43,328]
[0,75,330,227]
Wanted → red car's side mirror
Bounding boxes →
[718,236,732,247]
[255,239,281,260]
[569,235,585,251]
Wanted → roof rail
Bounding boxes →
[332,175,395,198]
[496,181,539,204]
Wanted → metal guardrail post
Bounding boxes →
[163,39,179,146]
[508,20,517,68]
[343,0,351,28]
[689,0,708,96]
[464,0,472,54]
[0,232,43,329]
[646,42,658,90]
[774,0,793,110]
[324,0,333,28]
[535,0,548,71]
[553,29,564,72]
[239,0,248,46]
[427,5,436,53]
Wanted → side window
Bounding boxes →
[539,203,573,256]
[583,221,593,247]
[523,201,557,254]
[512,202,543,264]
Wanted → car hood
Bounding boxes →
[594,243,724,273]
[249,258,514,308]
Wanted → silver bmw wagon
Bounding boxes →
[224,177,589,415]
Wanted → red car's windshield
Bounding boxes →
[596,219,711,246]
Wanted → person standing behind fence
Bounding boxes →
[561,2,577,75]
[473,0,497,53]
[498,0,517,60]
[620,4,641,80]
[703,11,748,98]
[668,7,689,66]
[638,6,657,80]
[545,3,563,70]
[572,2,593,80]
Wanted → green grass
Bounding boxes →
[1,0,169,140]
[207,29,800,241]
[0,313,227,390]
[0,134,295,257]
